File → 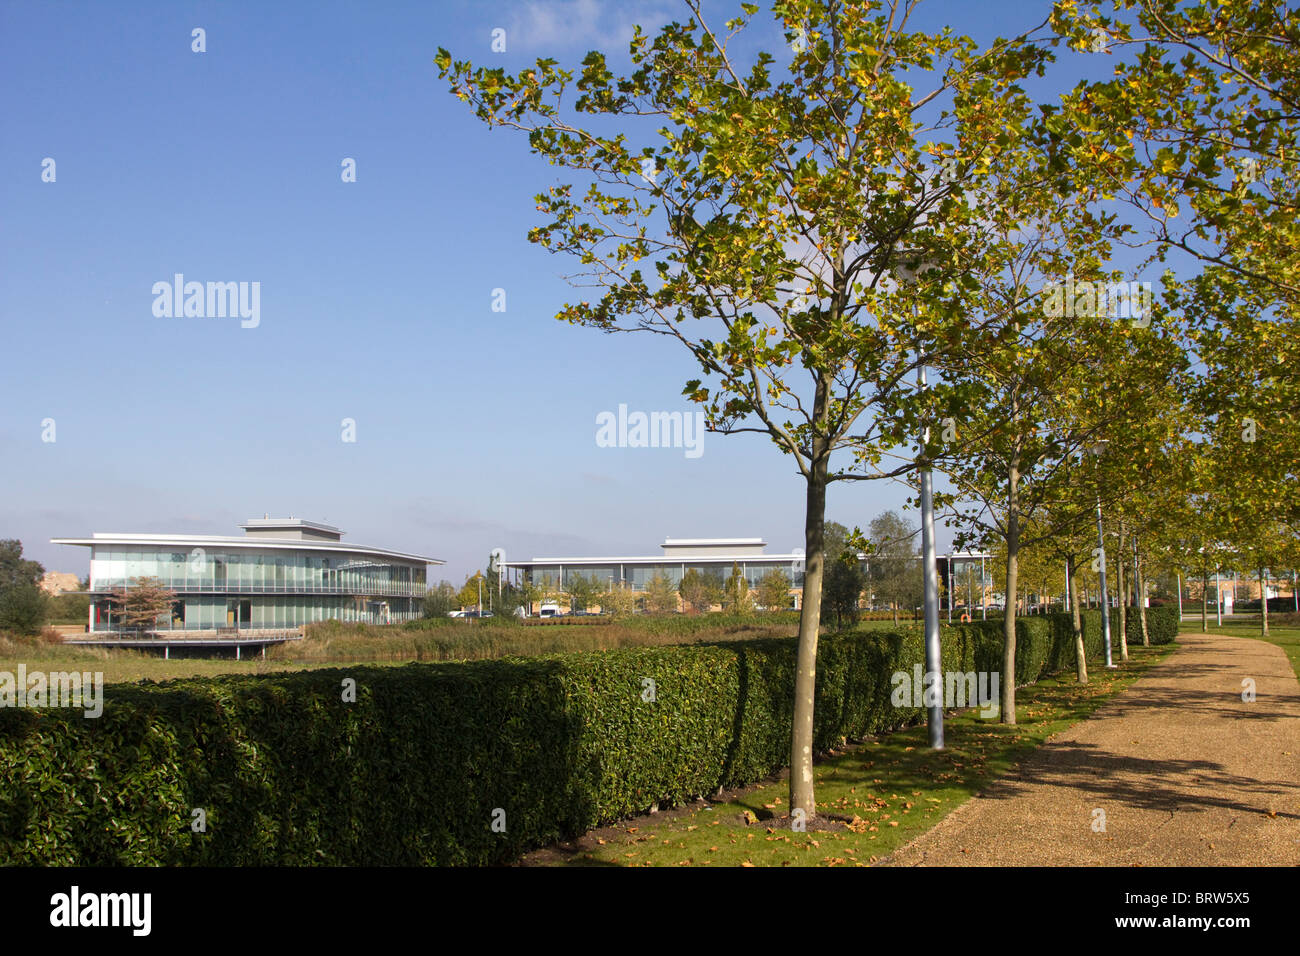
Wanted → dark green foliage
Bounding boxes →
[46,591,90,625]
[0,540,43,592]
[422,582,458,619]
[1117,605,1179,646]
[0,540,48,635]
[944,616,1079,687]
[822,553,866,629]
[0,584,48,635]
[943,606,1177,685]
[0,610,1157,865]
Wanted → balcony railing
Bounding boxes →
[89,582,426,598]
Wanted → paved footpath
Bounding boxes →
[884,633,1300,866]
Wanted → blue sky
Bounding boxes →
[0,0,1132,582]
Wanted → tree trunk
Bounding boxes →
[790,395,831,823]
[1001,462,1020,725]
[1260,566,1270,638]
[1134,536,1149,647]
[1116,528,1129,661]
[1070,558,1087,684]
[1201,570,1209,631]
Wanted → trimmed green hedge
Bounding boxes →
[1126,605,1179,646]
[1078,605,1179,651]
[945,606,1177,684]
[945,612,1101,685]
[0,612,1149,866]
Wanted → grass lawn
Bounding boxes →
[522,642,1176,867]
[1178,618,1300,680]
[0,641,333,685]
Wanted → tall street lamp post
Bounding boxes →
[1086,440,1116,668]
[918,363,944,749]
[1216,571,1222,626]
[897,252,943,749]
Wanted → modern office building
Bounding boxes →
[501,537,1000,615]
[52,517,441,632]
[502,537,807,610]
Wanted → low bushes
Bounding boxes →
[943,606,1178,684]
[0,610,1135,866]
[1083,606,1178,648]
[1123,605,1179,646]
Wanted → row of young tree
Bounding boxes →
[437,0,1300,818]
[425,563,797,618]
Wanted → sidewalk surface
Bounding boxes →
[884,633,1300,866]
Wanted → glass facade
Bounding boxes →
[527,560,804,592]
[88,545,427,631]
[90,547,426,596]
